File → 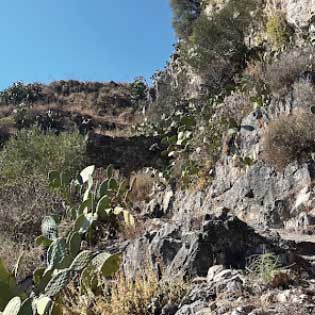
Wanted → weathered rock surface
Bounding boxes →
[123,213,296,279]
[87,133,167,175]
[285,0,315,29]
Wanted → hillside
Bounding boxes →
[1,0,315,315]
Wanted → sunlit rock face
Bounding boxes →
[284,0,315,29]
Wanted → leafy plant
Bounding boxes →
[129,79,147,103]
[266,13,292,49]
[0,165,135,314]
[0,127,86,187]
[169,0,202,39]
[182,0,262,91]
[246,252,282,284]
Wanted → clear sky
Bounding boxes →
[0,1,175,90]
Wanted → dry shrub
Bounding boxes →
[61,264,187,315]
[244,60,265,83]
[263,113,315,169]
[265,48,315,95]
[117,111,134,125]
[0,124,10,147]
[129,171,156,203]
[292,81,315,112]
[0,234,43,282]
[220,91,253,126]
[0,175,63,244]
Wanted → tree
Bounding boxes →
[169,0,201,39]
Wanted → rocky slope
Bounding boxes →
[118,1,315,314]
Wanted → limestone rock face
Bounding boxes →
[123,213,289,279]
[285,0,315,29]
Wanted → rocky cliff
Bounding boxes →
[121,1,315,314]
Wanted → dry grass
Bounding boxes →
[129,171,157,204]
[263,113,315,169]
[264,113,315,168]
[0,234,43,282]
[0,175,63,243]
[61,264,187,315]
[265,48,315,95]
[266,12,292,49]
[292,81,315,113]
[220,91,253,126]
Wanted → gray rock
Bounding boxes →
[123,213,283,279]
[207,265,225,283]
[162,303,179,315]
[181,283,215,305]
[285,0,315,29]
[175,301,209,315]
[208,161,315,228]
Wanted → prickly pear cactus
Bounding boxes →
[2,297,21,315]
[46,239,67,271]
[96,195,110,213]
[67,232,81,257]
[98,180,108,198]
[44,269,71,297]
[70,250,94,272]
[113,207,135,226]
[90,252,121,277]
[33,296,52,315]
[74,213,97,234]
[0,257,18,311]
[41,216,58,241]
[79,165,95,184]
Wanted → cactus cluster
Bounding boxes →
[0,164,135,315]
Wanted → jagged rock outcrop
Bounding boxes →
[123,212,308,279]
[87,133,167,175]
[284,0,315,29]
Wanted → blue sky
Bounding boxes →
[0,1,175,90]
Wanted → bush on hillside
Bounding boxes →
[0,125,10,147]
[293,81,315,112]
[220,91,253,127]
[62,264,187,315]
[184,0,262,91]
[0,128,86,234]
[169,0,202,39]
[265,48,315,95]
[0,127,86,185]
[129,171,156,204]
[263,113,315,169]
[129,79,148,102]
[266,13,292,49]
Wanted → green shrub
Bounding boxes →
[0,127,86,185]
[266,13,292,49]
[247,252,282,284]
[129,79,147,102]
[0,81,28,105]
[169,0,202,39]
[0,128,86,254]
[184,0,262,91]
